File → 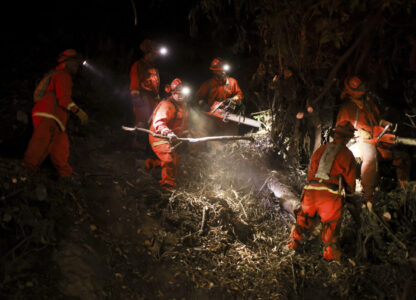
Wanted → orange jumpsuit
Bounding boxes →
[23,64,80,177]
[129,58,160,125]
[336,95,410,202]
[148,98,188,189]
[195,77,243,108]
[195,77,243,135]
[288,140,357,260]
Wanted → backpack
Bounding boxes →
[33,69,56,102]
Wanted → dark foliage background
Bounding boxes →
[0,1,416,298]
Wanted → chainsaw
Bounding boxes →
[348,124,416,158]
[373,124,416,147]
[205,99,262,128]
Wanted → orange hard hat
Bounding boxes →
[57,49,82,63]
[344,76,366,96]
[210,57,227,71]
[165,78,183,93]
[170,78,182,93]
[333,120,356,138]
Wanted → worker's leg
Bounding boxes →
[377,146,411,187]
[23,118,55,173]
[152,143,178,189]
[288,190,317,250]
[359,142,378,203]
[49,129,73,177]
[316,192,343,261]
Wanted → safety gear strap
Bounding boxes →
[354,106,359,128]
[315,143,342,180]
[353,98,375,128]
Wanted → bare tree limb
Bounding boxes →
[309,12,383,106]
[121,126,254,143]
[130,0,138,26]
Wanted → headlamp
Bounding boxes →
[223,64,230,71]
[181,86,191,96]
[159,47,168,56]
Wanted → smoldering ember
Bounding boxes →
[1,1,416,299]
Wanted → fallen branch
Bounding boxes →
[369,209,407,251]
[121,126,254,143]
[198,206,209,236]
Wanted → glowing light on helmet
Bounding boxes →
[82,60,88,66]
[181,86,191,96]
[159,47,168,55]
[210,58,230,72]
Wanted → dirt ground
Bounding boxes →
[1,109,416,299]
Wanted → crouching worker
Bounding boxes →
[148,78,190,191]
[288,121,357,261]
[23,49,88,178]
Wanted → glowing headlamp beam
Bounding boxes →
[159,47,168,55]
[223,64,230,71]
[182,86,191,96]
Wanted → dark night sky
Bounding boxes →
[2,1,247,94]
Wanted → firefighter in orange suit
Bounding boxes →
[194,58,243,135]
[336,76,411,204]
[130,39,162,150]
[288,121,357,261]
[23,49,88,178]
[148,78,190,191]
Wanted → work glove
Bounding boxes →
[167,132,178,144]
[230,95,240,104]
[76,108,88,125]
